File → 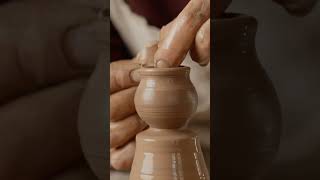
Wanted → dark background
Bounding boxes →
[229,1,320,179]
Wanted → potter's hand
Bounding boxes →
[154,0,211,67]
[0,0,106,179]
[110,59,147,170]
[152,0,318,68]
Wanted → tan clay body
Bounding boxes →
[134,66,197,129]
[130,66,209,180]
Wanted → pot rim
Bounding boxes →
[213,13,257,24]
[139,65,190,76]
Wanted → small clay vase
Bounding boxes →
[212,14,282,179]
[130,66,209,180]
[134,66,197,129]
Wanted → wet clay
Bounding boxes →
[136,41,158,67]
[134,66,197,129]
[130,66,209,180]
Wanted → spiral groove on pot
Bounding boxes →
[134,66,198,129]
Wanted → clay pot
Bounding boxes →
[130,66,209,180]
[134,66,198,129]
[212,14,282,179]
[130,128,209,180]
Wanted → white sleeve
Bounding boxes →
[110,0,159,55]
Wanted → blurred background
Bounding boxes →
[229,1,320,179]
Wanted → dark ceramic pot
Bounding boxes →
[212,14,282,180]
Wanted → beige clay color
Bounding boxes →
[130,66,209,180]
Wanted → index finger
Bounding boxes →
[154,0,210,67]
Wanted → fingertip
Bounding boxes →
[155,59,171,68]
[154,48,185,68]
[129,68,141,83]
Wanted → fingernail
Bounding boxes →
[130,68,141,82]
[156,59,170,68]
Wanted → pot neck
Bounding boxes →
[213,13,258,58]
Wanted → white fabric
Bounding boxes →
[110,0,159,55]
[110,0,210,124]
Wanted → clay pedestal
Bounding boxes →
[129,66,209,180]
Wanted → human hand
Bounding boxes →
[154,0,211,67]
[153,0,319,68]
[0,0,106,178]
[109,59,148,170]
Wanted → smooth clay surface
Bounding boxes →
[130,128,209,180]
[130,66,209,180]
[134,66,197,129]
